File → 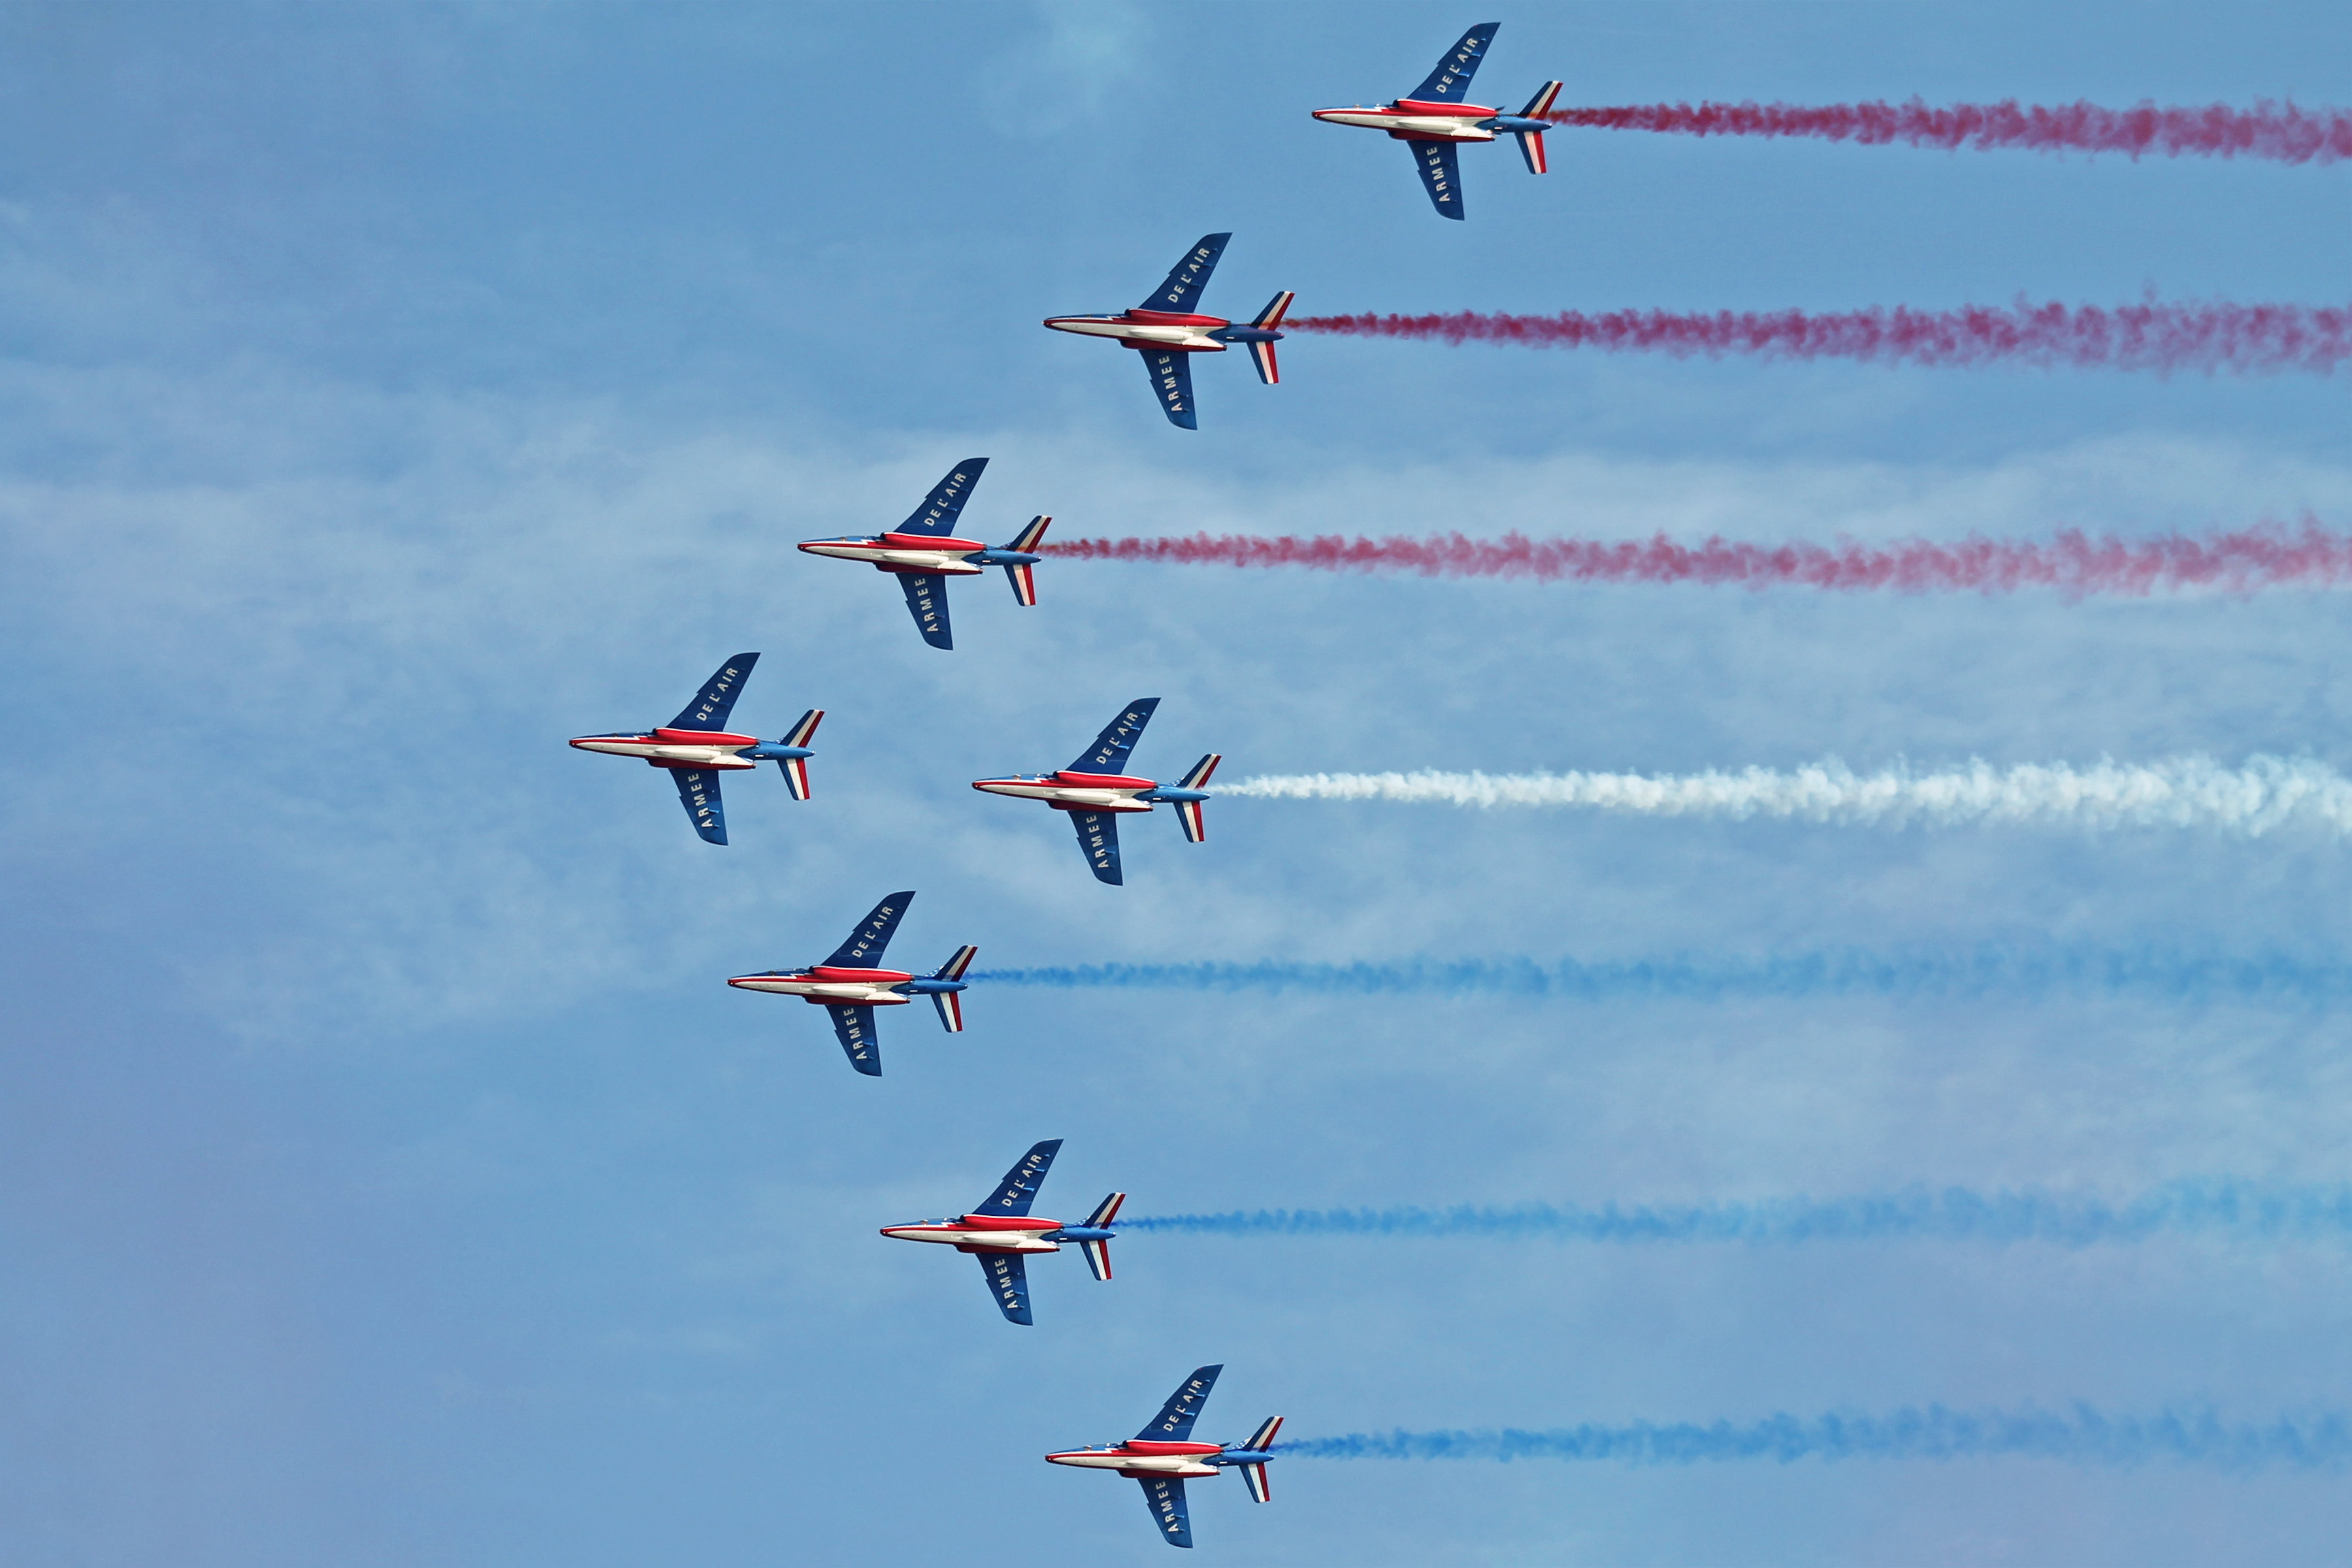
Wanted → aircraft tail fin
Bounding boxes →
[1238,1461,1271,1503]
[776,708,823,799]
[1243,1414,1284,1452]
[929,944,977,1032]
[1514,81,1561,172]
[1244,291,1292,385]
[1077,1190,1124,1281]
[1171,753,1220,843]
[1004,515,1051,606]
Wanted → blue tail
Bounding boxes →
[668,652,759,730]
[1138,1365,1222,1440]
[977,1139,1060,1215]
[1069,698,1160,772]
[826,891,913,967]
[1139,234,1230,313]
[1406,23,1497,101]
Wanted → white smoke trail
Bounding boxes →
[1217,755,2352,835]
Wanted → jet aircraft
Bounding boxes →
[970,698,1219,884]
[568,651,822,845]
[797,457,1052,650]
[1312,22,1561,219]
[1043,233,1293,429]
[1045,1365,1283,1548]
[879,1139,1124,1324]
[727,890,976,1076]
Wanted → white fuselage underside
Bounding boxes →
[573,737,757,770]
[880,1223,1061,1253]
[1316,108,1497,142]
[730,975,911,1005]
[973,779,1157,813]
[1047,318,1228,351]
[1047,1451,1220,1477]
[799,540,987,574]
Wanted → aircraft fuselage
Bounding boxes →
[728,965,917,1006]
[1043,308,1233,354]
[1313,98,1501,142]
[880,1213,1066,1254]
[570,728,762,772]
[798,531,992,577]
[1045,1441,1227,1478]
[971,770,1161,814]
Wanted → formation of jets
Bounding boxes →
[561,22,1569,1548]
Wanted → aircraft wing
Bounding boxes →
[1139,232,1230,313]
[975,1249,1033,1324]
[1138,1365,1221,1441]
[667,651,759,730]
[979,1139,1062,1216]
[896,457,988,536]
[826,1004,881,1075]
[671,768,728,844]
[1070,698,1160,772]
[1407,137,1465,219]
[898,574,953,649]
[826,891,914,968]
[1407,22,1497,103]
[1068,809,1123,885]
[1135,1476,1194,1548]
[1139,348,1198,430]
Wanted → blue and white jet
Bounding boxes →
[798,457,1051,650]
[727,891,976,1076]
[568,652,822,845]
[970,698,1220,885]
[1313,22,1561,219]
[880,1139,1125,1324]
[1044,234,1293,429]
[1046,1365,1283,1548]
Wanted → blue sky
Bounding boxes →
[5,1,2352,1563]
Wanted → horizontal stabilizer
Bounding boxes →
[1245,291,1292,385]
[1078,1235,1113,1282]
[1243,1414,1284,1452]
[931,988,964,1033]
[933,943,978,981]
[781,708,825,748]
[1007,514,1053,553]
[1083,1190,1126,1228]
[668,652,759,732]
[1239,1462,1271,1504]
[1175,753,1221,791]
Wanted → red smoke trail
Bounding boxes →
[1549,99,2352,164]
[1045,519,2352,596]
[1286,299,2352,374]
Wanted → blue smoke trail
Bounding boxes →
[1281,1405,2352,1471]
[1120,1181,2352,1245]
[972,947,2352,1005]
